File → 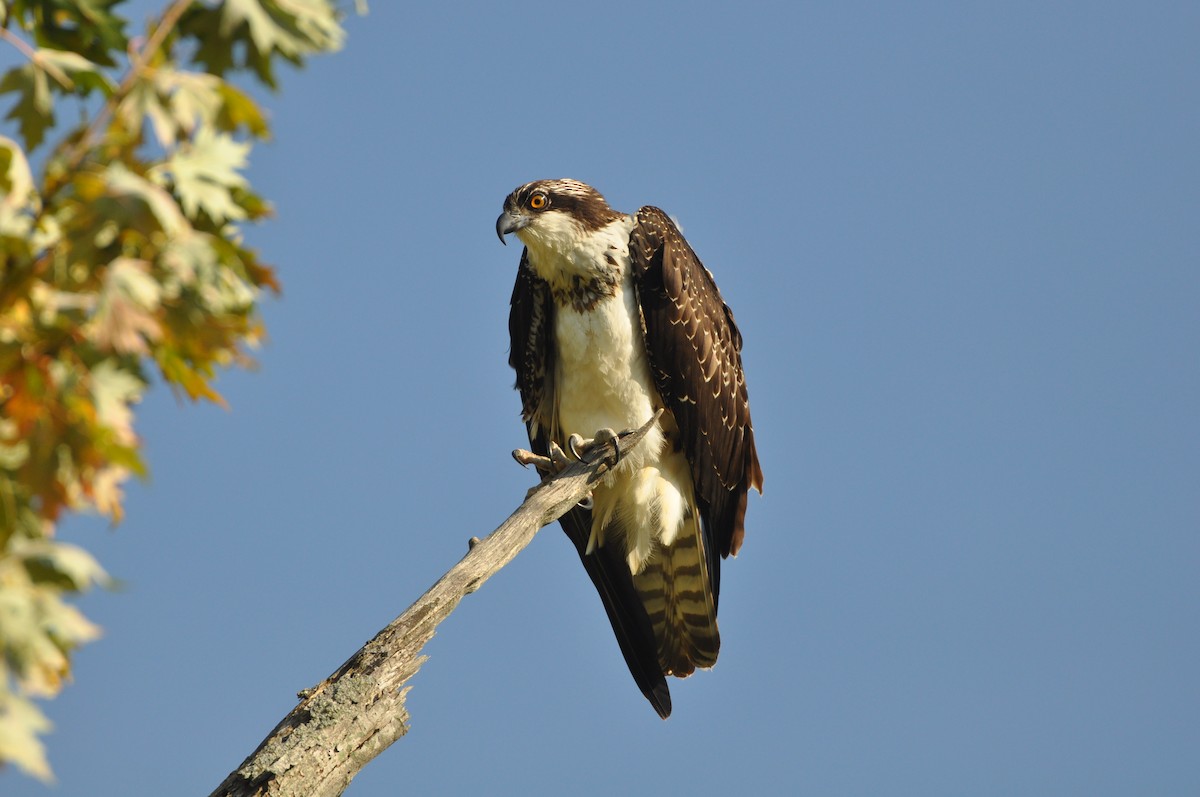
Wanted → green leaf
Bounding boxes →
[20,0,129,67]
[155,128,251,223]
[155,348,224,404]
[224,0,344,56]
[215,81,270,138]
[178,6,238,79]
[118,78,178,149]
[0,135,36,199]
[0,47,113,151]
[159,69,223,138]
[0,63,53,151]
[124,69,271,147]
[99,162,190,238]
[181,0,347,87]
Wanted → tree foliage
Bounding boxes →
[0,0,356,781]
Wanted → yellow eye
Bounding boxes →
[529,193,548,210]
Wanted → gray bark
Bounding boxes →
[208,414,660,797]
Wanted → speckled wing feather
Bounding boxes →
[629,207,763,606]
[508,250,672,718]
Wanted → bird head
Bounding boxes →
[496,179,623,254]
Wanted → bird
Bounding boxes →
[497,178,762,718]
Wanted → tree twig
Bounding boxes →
[0,28,75,89]
[64,0,192,171]
[208,411,663,797]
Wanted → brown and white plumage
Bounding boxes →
[498,179,762,718]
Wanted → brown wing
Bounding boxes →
[629,207,763,605]
[508,248,553,429]
[508,249,672,718]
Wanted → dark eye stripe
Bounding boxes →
[504,180,622,232]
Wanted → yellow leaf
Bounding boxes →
[0,691,54,783]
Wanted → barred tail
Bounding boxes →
[632,508,720,677]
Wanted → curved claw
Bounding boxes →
[567,433,586,460]
[578,493,594,510]
[512,448,552,471]
[591,428,620,464]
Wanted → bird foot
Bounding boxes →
[512,427,626,474]
[513,439,596,510]
[512,439,575,474]
[567,428,623,464]
[513,426,634,513]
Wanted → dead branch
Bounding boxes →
[208,411,662,797]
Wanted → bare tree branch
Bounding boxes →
[208,412,663,797]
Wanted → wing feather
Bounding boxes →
[508,249,552,429]
[629,207,763,607]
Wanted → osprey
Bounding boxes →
[497,179,762,718]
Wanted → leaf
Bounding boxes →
[90,360,145,448]
[179,6,238,79]
[90,464,128,521]
[0,63,53,151]
[86,258,163,355]
[182,0,347,87]
[35,48,115,96]
[156,128,251,223]
[0,47,113,151]
[117,78,176,149]
[0,135,39,238]
[0,0,364,779]
[20,0,129,67]
[0,540,105,708]
[224,0,345,57]
[160,69,223,138]
[99,162,190,238]
[0,691,54,783]
[0,438,31,470]
[215,81,270,138]
[16,539,112,594]
[0,135,36,203]
[156,348,225,405]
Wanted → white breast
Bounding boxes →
[526,218,694,574]
[555,275,660,448]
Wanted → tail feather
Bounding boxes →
[632,508,720,677]
[558,505,672,718]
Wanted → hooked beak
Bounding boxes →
[496,209,529,244]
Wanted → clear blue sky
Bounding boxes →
[8,2,1198,795]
